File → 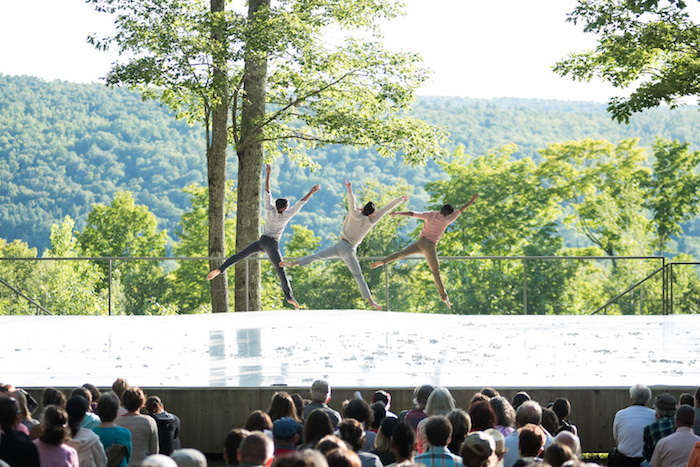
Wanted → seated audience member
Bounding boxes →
[31,387,67,439]
[416,387,457,454]
[0,396,41,467]
[502,401,553,467]
[370,416,399,466]
[511,393,531,411]
[316,435,346,457]
[543,442,575,467]
[171,448,208,467]
[553,431,581,458]
[643,393,678,461]
[369,402,386,433]
[694,387,700,437]
[490,397,516,438]
[326,448,362,467]
[611,384,655,467]
[301,410,335,450]
[460,431,498,467]
[373,391,397,419]
[112,378,130,416]
[291,394,306,422]
[470,401,498,433]
[447,409,472,455]
[82,384,102,413]
[470,393,491,406]
[11,390,39,432]
[244,410,274,435]
[225,429,250,466]
[65,395,108,467]
[269,392,304,442]
[344,399,377,452]
[93,391,133,467]
[481,389,501,399]
[33,405,79,467]
[650,405,700,467]
[273,451,327,467]
[484,428,508,467]
[301,449,330,467]
[146,395,181,456]
[142,454,178,467]
[552,398,577,436]
[238,431,275,467]
[398,384,433,429]
[115,386,159,465]
[540,407,558,437]
[273,417,300,458]
[680,395,695,407]
[512,423,546,467]
[338,419,382,467]
[303,380,342,429]
[385,421,415,467]
[72,387,101,430]
[687,441,700,467]
[415,415,462,467]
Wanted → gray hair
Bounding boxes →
[425,387,456,416]
[515,401,542,427]
[629,384,652,406]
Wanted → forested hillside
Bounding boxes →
[2,74,700,253]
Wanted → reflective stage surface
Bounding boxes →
[1,311,697,388]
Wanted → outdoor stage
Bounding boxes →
[1,310,698,389]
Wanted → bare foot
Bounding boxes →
[442,296,451,309]
[368,299,383,311]
[287,298,300,310]
[279,261,296,268]
[207,269,221,281]
[370,260,384,269]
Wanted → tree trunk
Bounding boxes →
[208,0,230,313]
[235,0,269,312]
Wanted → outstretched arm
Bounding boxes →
[264,163,272,193]
[458,193,479,213]
[389,211,415,217]
[372,195,408,221]
[300,184,321,202]
[344,179,356,212]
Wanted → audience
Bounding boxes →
[414,415,462,467]
[0,395,41,467]
[112,378,130,416]
[502,401,553,467]
[65,395,108,467]
[344,399,377,452]
[273,417,301,458]
[301,409,335,450]
[115,386,159,465]
[447,408,472,455]
[93,391,132,467]
[469,401,498,433]
[461,431,498,467]
[490,397,516,437]
[416,386,456,454]
[643,393,677,461]
[650,405,700,467]
[71,387,101,430]
[398,384,433,429]
[552,398,577,436]
[238,431,274,467]
[385,421,415,467]
[224,428,249,466]
[370,416,398,465]
[33,405,79,467]
[611,383,655,467]
[694,387,700,437]
[512,423,545,467]
[337,418,382,467]
[543,442,575,467]
[303,380,342,429]
[372,391,397,419]
[146,395,181,456]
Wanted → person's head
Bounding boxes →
[553,431,581,457]
[362,202,375,216]
[272,452,310,467]
[460,431,497,467]
[40,405,70,446]
[484,428,508,460]
[122,387,146,413]
[66,395,89,437]
[276,198,289,213]
[142,455,178,467]
[291,394,305,420]
[224,428,249,466]
[96,391,121,423]
[374,416,399,453]
[695,386,700,407]
[269,391,300,422]
[343,399,371,425]
[480,388,500,399]
[0,396,20,431]
[470,393,490,406]
[304,409,334,445]
[515,401,542,428]
[239,431,274,466]
[372,390,391,410]
[299,450,329,467]
[512,392,531,410]
[654,393,677,419]
[425,387,456,416]
[171,448,208,467]
[146,395,164,414]
[310,380,331,404]
[540,407,558,436]
[112,378,129,399]
[325,448,361,467]
[390,421,416,461]
[518,423,546,458]
[10,390,31,421]
[440,204,455,216]
[414,385,434,410]
[42,387,67,410]
[447,409,471,444]
[544,442,575,467]
[676,404,696,428]
[552,398,571,422]
[82,383,101,407]
[469,400,498,432]
[244,410,273,431]
[338,418,366,452]
[273,417,300,444]
[680,393,694,407]
[490,397,515,429]
[370,402,386,430]
[71,387,93,406]
[315,434,345,456]
[424,415,452,448]
[629,384,652,406]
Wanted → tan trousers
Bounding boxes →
[382,236,447,300]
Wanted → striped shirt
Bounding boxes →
[415,446,463,467]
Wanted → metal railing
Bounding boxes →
[1,255,695,315]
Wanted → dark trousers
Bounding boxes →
[219,235,293,300]
[608,448,644,467]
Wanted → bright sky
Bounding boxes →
[0,0,626,102]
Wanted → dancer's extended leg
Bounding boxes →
[260,236,299,309]
[207,240,264,280]
[418,237,450,308]
[371,241,422,269]
[339,244,382,311]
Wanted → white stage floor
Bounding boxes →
[1,311,698,388]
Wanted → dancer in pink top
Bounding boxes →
[371,193,478,309]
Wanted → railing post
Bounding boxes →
[662,257,667,315]
[523,259,527,315]
[385,266,390,312]
[670,263,674,315]
[108,259,113,316]
[245,258,249,312]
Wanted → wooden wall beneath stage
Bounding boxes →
[25,385,694,456]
